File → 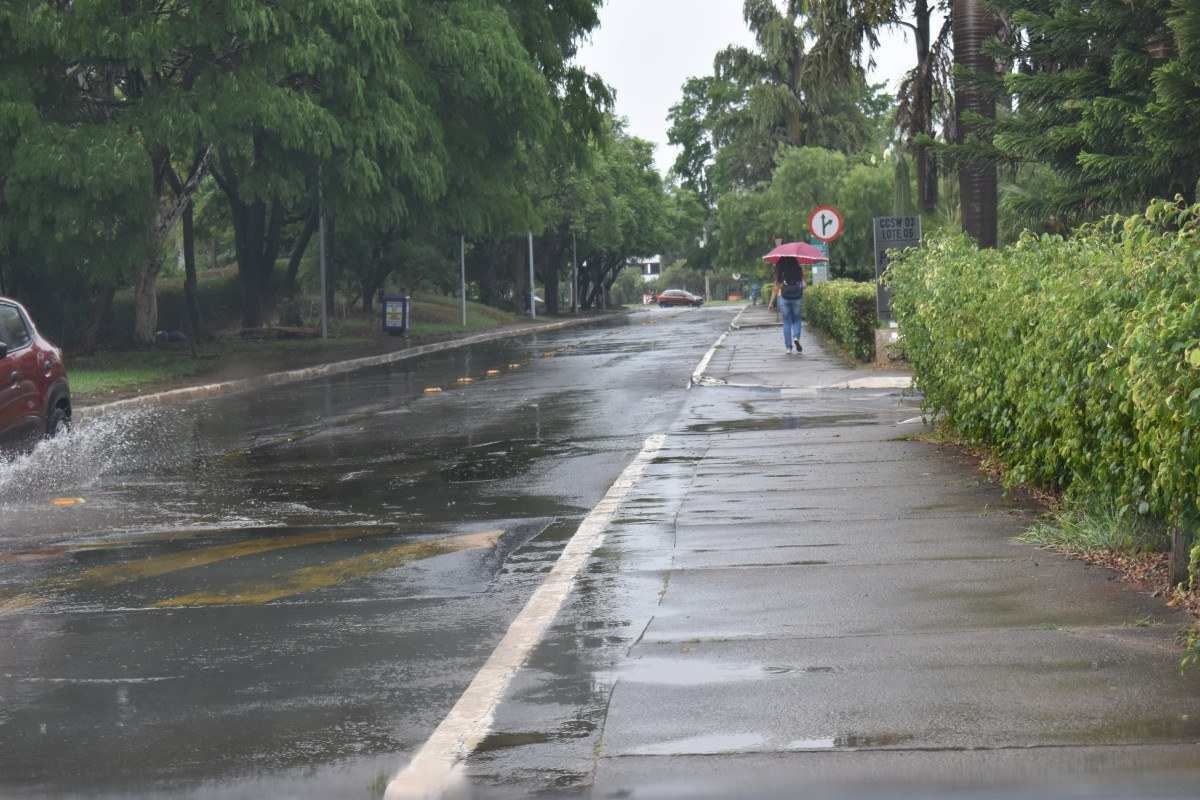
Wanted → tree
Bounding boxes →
[951,0,1001,246]
[716,146,894,279]
[989,0,1188,228]
[893,0,955,213]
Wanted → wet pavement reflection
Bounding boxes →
[0,307,736,797]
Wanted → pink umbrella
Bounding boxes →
[762,241,829,264]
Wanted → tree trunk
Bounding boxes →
[538,237,564,315]
[285,205,318,294]
[324,210,337,313]
[914,0,939,214]
[181,200,202,343]
[953,0,999,247]
[511,240,527,313]
[133,255,161,345]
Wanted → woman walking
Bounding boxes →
[772,255,805,354]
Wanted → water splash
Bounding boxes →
[0,408,187,506]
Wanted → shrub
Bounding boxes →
[805,279,877,361]
[889,199,1200,545]
[759,283,774,305]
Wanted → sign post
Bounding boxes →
[872,215,921,321]
[808,206,843,286]
[808,239,831,284]
[381,294,410,335]
[808,206,844,244]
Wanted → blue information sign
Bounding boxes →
[381,295,411,335]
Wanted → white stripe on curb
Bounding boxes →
[690,305,750,388]
[383,433,667,799]
[80,316,608,419]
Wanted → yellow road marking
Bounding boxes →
[424,387,443,394]
[77,527,393,587]
[0,526,399,616]
[0,594,40,615]
[154,530,502,607]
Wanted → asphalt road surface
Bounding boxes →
[0,307,737,799]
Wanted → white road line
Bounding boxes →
[384,433,667,799]
[690,305,749,387]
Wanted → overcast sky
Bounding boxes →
[574,0,929,175]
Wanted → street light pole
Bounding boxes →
[571,232,578,314]
[527,231,536,319]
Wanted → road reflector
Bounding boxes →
[456,377,474,385]
[542,351,555,357]
[423,387,443,395]
[50,497,85,507]
[485,369,500,377]
[508,363,521,369]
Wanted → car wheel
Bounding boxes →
[659,302,668,308]
[46,404,70,438]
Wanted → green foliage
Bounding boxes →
[0,0,609,341]
[608,267,649,306]
[716,147,894,278]
[1020,499,1169,555]
[759,283,775,305]
[804,279,877,361]
[991,0,1200,226]
[890,199,1200,564]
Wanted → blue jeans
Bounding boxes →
[779,295,803,348]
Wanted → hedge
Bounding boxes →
[805,279,876,361]
[889,200,1200,556]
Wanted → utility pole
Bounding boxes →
[527,231,536,319]
[459,234,466,327]
[571,232,578,314]
[318,167,329,339]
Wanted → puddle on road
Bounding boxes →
[686,414,877,433]
[440,439,573,484]
[631,730,913,757]
[787,732,913,750]
[607,657,836,686]
[632,732,768,756]
[474,718,598,754]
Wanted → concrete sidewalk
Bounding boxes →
[465,307,1200,798]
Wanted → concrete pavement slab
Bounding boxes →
[457,309,1200,797]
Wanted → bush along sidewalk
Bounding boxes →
[805,279,876,361]
[889,199,1200,663]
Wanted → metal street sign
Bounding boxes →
[808,206,844,243]
[873,215,921,320]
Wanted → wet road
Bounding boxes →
[0,307,736,798]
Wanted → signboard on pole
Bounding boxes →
[808,238,831,284]
[381,294,410,335]
[873,215,921,320]
[808,206,844,243]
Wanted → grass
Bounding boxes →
[1019,498,1169,556]
[69,281,527,403]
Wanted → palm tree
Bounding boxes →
[951,0,999,246]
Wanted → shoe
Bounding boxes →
[785,348,792,355]
[794,338,802,353]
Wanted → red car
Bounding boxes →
[656,289,704,307]
[0,297,70,449]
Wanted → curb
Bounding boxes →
[690,305,750,387]
[80,315,611,420]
